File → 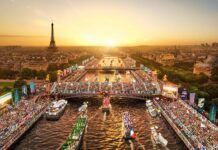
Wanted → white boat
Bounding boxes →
[151,126,168,147]
[146,99,153,107]
[158,133,168,147]
[46,99,67,120]
[148,106,157,117]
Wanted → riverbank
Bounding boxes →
[0,95,49,149]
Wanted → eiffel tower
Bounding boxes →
[48,22,57,51]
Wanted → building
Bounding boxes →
[21,62,48,71]
[157,53,175,66]
[193,62,212,76]
[21,55,48,71]
[193,55,218,76]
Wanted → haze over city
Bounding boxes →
[0,1,218,150]
[0,0,218,46]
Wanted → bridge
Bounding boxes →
[50,81,161,99]
[85,66,141,70]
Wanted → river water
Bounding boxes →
[13,98,187,150]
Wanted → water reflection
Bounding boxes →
[13,98,187,150]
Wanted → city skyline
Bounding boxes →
[0,0,218,46]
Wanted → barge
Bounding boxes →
[46,99,67,121]
[61,103,88,150]
[122,112,137,141]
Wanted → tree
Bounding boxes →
[14,79,27,90]
[37,70,46,80]
[200,84,218,99]
[196,73,209,84]
[211,67,218,82]
[20,68,33,79]
[49,72,57,82]
[47,64,58,72]
[20,68,39,79]
[0,69,17,79]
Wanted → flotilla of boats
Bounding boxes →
[43,97,167,149]
[46,99,68,120]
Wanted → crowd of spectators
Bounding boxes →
[132,70,157,93]
[123,57,136,68]
[64,70,87,82]
[84,58,98,68]
[156,97,218,150]
[0,95,49,147]
[135,70,151,82]
[54,81,156,96]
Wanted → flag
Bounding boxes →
[209,104,217,123]
[198,98,205,108]
[46,83,50,92]
[198,98,205,113]
[57,70,62,75]
[181,89,188,100]
[13,89,20,104]
[29,81,35,94]
[46,74,50,81]
[22,85,28,96]
[103,97,110,107]
[130,129,137,139]
[189,93,195,105]
[140,64,144,69]
[63,69,67,76]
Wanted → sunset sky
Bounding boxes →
[0,0,218,46]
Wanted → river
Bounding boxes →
[13,98,187,150]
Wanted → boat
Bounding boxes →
[102,96,111,113]
[146,99,158,117]
[146,99,153,107]
[122,112,137,141]
[60,103,88,150]
[151,126,168,147]
[78,102,88,113]
[46,99,67,120]
[148,106,157,117]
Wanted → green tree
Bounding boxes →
[0,69,17,79]
[200,84,218,99]
[20,68,39,79]
[47,64,58,72]
[49,72,57,82]
[37,70,46,80]
[20,68,32,79]
[14,79,27,90]
[211,67,218,82]
[196,73,209,84]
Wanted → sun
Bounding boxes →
[105,39,117,47]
